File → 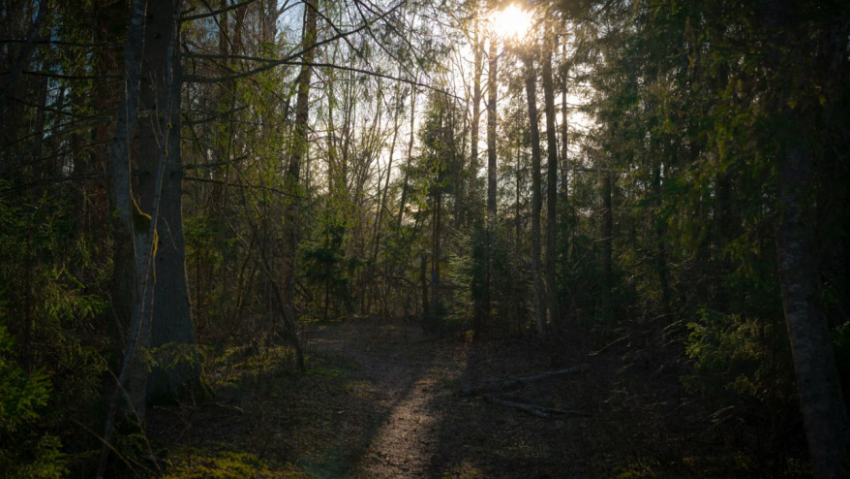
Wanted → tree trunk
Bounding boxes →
[602,171,613,297]
[280,0,317,364]
[431,191,441,317]
[420,252,429,318]
[469,29,486,334]
[470,20,482,205]
[137,0,204,402]
[560,42,569,202]
[653,157,670,311]
[524,56,545,338]
[485,35,498,330]
[106,0,147,420]
[486,36,498,225]
[366,81,402,316]
[763,1,850,475]
[397,77,418,227]
[541,40,561,333]
[775,145,850,479]
[98,0,149,474]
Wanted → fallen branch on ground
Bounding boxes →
[483,394,550,418]
[482,394,591,418]
[589,335,629,356]
[461,364,589,396]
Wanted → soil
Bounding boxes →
[148,317,805,478]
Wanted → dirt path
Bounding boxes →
[302,319,605,479]
[306,322,465,478]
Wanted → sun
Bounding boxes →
[491,4,532,40]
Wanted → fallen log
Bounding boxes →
[483,394,550,418]
[482,394,591,418]
[461,364,589,396]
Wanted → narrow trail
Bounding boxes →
[306,322,467,478]
[303,318,607,479]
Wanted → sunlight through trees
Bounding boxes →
[0,0,848,476]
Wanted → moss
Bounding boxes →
[161,450,310,479]
[132,199,158,265]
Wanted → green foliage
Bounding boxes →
[303,222,360,319]
[0,326,51,431]
[681,308,807,464]
[0,185,109,476]
[684,309,794,404]
[831,322,850,404]
[0,326,67,479]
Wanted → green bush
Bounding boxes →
[683,308,796,407]
[0,325,67,479]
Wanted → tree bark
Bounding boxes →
[559,43,569,202]
[470,17,483,204]
[653,156,670,311]
[486,36,498,225]
[420,252,429,318]
[280,0,317,364]
[764,1,850,476]
[98,0,149,475]
[106,0,147,419]
[602,170,613,297]
[431,192,441,317]
[541,39,561,333]
[485,35,498,329]
[775,145,850,479]
[524,56,545,338]
[137,0,203,403]
[367,81,403,317]
[396,77,418,227]
[0,0,47,147]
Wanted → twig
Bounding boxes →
[184,176,305,199]
[483,394,550,418]
[461,364,589,396]
[588,335,629,356]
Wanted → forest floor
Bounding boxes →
[147,317,799,478]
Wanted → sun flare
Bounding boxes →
[491,4,532,40]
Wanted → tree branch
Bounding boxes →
[461,364,589,396]
[187,59,461,99]
[180,0,258,22]
[19,70,122,80]
[184,176,306,199]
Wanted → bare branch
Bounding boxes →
[180,0,259,22]
[184,176,306,199]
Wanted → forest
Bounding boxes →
[1,0,848,477]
